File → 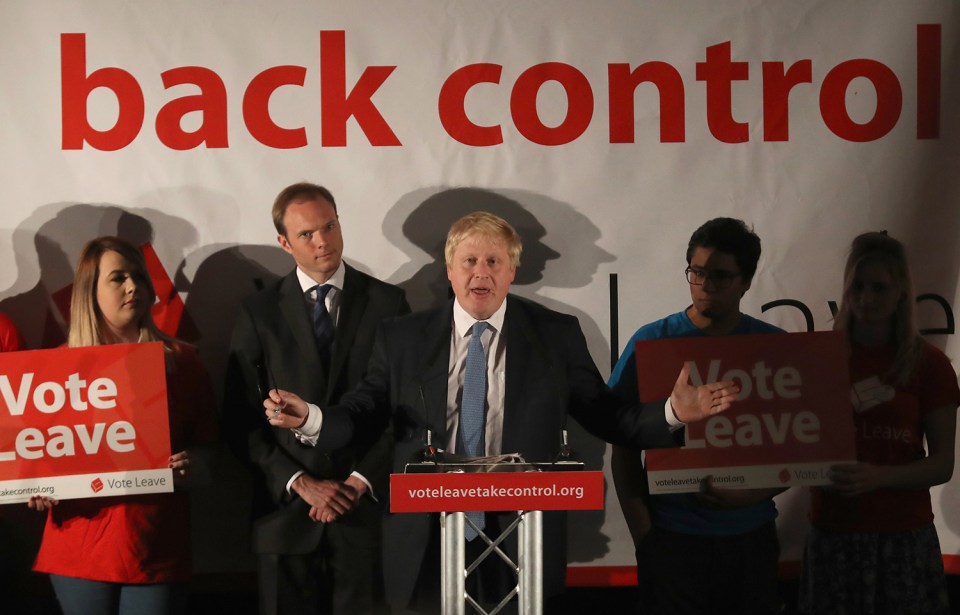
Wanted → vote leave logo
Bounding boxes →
[0,344,172,483]
[850,376,896,413]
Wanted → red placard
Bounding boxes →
[390,471,604,512]
[636,331,856,493]
[0,343,173,503]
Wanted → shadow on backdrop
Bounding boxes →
[179,242,290,580]
[0,203,197,349]
[0,201,296,606]
[383,187,617,562]
[0,202,202,611]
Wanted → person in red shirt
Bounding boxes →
[800,232,960,614]
[28,236,216,615]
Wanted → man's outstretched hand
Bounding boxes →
[669,362,740,423]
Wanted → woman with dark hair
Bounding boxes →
[28,236,216,615]
[799,232,960,614]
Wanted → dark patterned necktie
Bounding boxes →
[312,284,334,362]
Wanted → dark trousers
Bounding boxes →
[258,511,385,615]
[635,521,781,615]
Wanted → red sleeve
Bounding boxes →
[919,343,960,414]
[0,313,24,352]
[167,342,219,448]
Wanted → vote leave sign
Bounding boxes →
[636,331,856,494]
[0,343,173,503]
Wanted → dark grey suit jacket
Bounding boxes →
[319,294,676,607]
[224,263,409,554]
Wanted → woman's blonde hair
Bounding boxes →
[834,231,922,385]
[67,236,172,348]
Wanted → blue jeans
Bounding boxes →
[49,574,186,615]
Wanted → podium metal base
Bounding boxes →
[394,464,594,614]
[440,510,543,615]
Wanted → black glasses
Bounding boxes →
[685,267,741,289]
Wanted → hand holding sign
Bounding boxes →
[168,450,190,486]
[636,332,856,493]
[696,476,785,509]
[0,343,174,503]
[27,495,58,511]
[827,462,885,497]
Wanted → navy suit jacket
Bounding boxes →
[321,294,676,606]
[224,263,409,554]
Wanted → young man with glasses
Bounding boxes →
[609,217,785,615]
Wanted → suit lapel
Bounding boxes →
[416,303,453,446]
[502,296,552,452]
[277,271,328,392]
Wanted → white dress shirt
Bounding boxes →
[286,262,373,497]
[295,263,344,324]
[446,298,507,456]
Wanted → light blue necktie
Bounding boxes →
[459,321,488,540]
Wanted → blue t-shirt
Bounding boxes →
[608,309,783,536]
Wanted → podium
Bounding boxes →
[391,462,603,615]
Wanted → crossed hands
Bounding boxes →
[264,390,369,523]
[669,362,740,424]
[292,474,369,524]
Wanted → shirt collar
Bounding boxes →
[296,260,346,294]
[452,295,507,337]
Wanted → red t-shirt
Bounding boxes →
[809,341,960,532]
[0,313,24,352]
[33,342,217,583]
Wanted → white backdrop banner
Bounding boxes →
[2,0,959,581]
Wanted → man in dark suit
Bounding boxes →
[266,211,738,614]
[224,182,410,615]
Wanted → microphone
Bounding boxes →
[418,385,439,462]
[556,429,573,461]
[554,370,576,463]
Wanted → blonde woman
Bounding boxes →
[800,232,960,614]
[28,236,216,615]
